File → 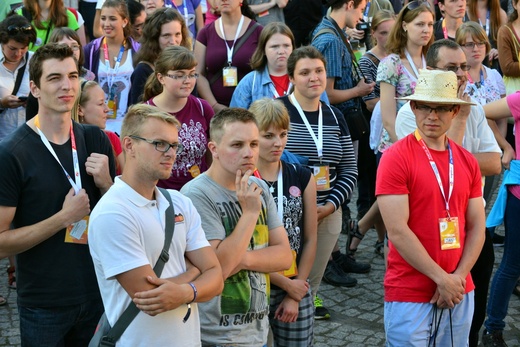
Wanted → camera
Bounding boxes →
[356,21,370,45]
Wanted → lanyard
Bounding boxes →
[269,80,292,98]
[289,93,323,159]
[364,0,371,20]
[442,18,448,39]
[34,116,82,194]
[415,130,454,218]
[219,15,245,65]
[164,0,190,27]
[479,10,490,37]
[103,38,125,91]
[467,67,484,87]
[254,166,283,222]
[404,49,426,78]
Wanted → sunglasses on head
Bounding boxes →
[402,0,430,16]
[7,24,33,36]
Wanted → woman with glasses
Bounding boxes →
[129,7,191,105]
[84,0,140,134]
[143,46,214,190]
[467,0,507,71]
[0,14,36,301]
[377,0,433,154]
[456,22,505,127]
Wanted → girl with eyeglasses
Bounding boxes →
[72,80,125,174]
[456,22,506,130]
[467,0,507,70]
[143,46,214,190]
[83,0,141,134]
[129,7,191,105]
[376,0,434,154]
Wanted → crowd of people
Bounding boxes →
[0,0,519,346]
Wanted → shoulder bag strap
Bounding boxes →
[505,25,520,56]
[102,188,176,346]
[209,21,260,86]
[12,52,29,96]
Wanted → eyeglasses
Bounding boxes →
[129,135,183,154]
[461,42,486,50]
[7,24,33,35]
[433,64,471,73]
[69,44,80,51]
[165,73,199,81]
[403,0,430,16]
[415,104,455,115]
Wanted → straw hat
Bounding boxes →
[398,69,476,105]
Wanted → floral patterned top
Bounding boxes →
[376,53,419,152]
[464,66,505,106]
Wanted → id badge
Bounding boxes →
[279,249,298,278]
[223,66,238,87]
[65,216,89,244]
[188,164,200,178]
[439,217,460,250]
[312,164,330,191]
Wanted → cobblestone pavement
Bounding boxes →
[1,192,519,346]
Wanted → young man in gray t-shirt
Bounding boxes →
[181,108,292,347]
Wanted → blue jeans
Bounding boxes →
[485,191,520,332]
[19,298,103,347]
[385,292,474,346]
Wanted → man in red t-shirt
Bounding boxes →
[376,69,485,346]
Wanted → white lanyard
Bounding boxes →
[34,116,82,194]
[102,38,125,93]
[479,11,490,37]
[275,167,283,222]
[269,81,292,98]
[415,130,454,218]
[165,0,190,27]
[404,49,426,78]
[289,93,323,158]
[219,15,245,65]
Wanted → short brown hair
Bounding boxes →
[210,108,258,144]
[121,104,181,140]
[29,43,75,88]
[287,46,326,79]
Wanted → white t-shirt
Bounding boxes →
[89,178,210,347]
[96,0,106,9]
[97,49,133,134]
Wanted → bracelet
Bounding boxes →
[211,101,218,108]
[188,282,197,304]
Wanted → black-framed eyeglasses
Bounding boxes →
[415,103,455,115]
[7,24,33,35]
[403,0,430,16]
[129,135,183,154]
[165,73,199,81]
[461,42,486,50]
[433,65,471,73]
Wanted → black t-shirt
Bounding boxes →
[0,122,116,307]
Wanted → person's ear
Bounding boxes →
[208,141,218,159]
[30,80,40,99]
